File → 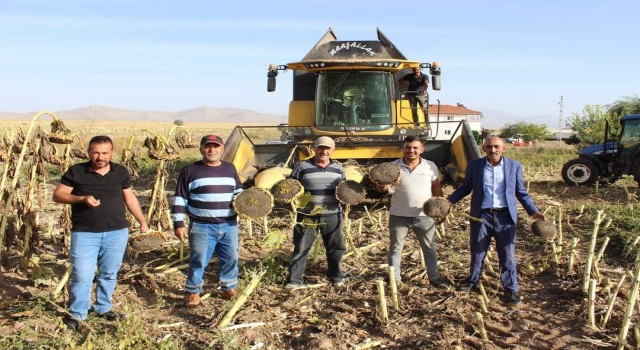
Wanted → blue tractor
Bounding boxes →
[562,114,640,186]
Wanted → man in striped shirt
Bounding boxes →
[172,135,243,307]
[285,136,347,290]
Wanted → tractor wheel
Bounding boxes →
[561,158,599,186]
[632,160,640,185]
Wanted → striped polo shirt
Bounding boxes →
[291,159,345,215]
[171,161,242,228]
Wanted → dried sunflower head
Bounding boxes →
[129,230,168,252]
[369,162,401,185]
[271,178,304,203]
[531,220,556,240]
[47,133,74,144]
[72,148,89,159]
[335,180,366,205]
[233,187,274,219]
[148,149,181,161]
[0,148,9,162]
[422,197,451,219]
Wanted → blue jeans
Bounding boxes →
[69,228,129,320]
[288,213,345,285]
[388,215,440,282]
[185,220,238,294]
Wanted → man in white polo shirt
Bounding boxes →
[379,135,447,287]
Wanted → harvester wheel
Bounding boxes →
[561,158,599,186]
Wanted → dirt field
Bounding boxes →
[1,141,640,349]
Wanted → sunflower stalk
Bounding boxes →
[584,210,604,293]
[376,279,388,323]
[1,112,60,249]
[387,266,399,311]
[146,159,166,224]
[52,264,73,299]
[218,269,267,329]
[617,249,640,349]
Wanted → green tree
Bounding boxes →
[566,105,609,145]
[173,119,184,126]
[606,95,640,118]
[500,121,552,141]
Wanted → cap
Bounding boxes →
[314,136,335,148]
[200,135,224,146]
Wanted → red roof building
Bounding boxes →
[426,103,482,140]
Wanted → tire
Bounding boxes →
[561,158,599,186]
[632,160,640,185]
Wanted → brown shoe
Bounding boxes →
[221,289,238,300]
[184,294,201,308]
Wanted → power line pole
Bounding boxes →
[558,96,564,141]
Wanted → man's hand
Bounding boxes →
[532,212,545,221]
[84,196,101,208]
[375,184,389,192]
[139,223,150,234]
[175,227,188,241]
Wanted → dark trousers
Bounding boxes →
[468,210,518,292]
[288,213,345,284]
[408,94,426,125]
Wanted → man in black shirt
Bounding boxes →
[53,135,148,330]
[398,67,429,126]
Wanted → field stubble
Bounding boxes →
[2,126,640,349]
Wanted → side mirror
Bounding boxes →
[267,77,276,92]
[267,64,279,92]
[432,75,441,91]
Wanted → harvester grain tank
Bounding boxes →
[222,28,481,188]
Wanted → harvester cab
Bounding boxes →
[223,28,481,190]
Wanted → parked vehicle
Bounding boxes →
[505,134,525,144]
[561,114,640,185]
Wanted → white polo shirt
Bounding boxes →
[389,158,440,217]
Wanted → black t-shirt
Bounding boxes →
[400,73,428,95]
[60,162,131,232]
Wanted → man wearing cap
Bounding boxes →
[172,134,243,307]
[285,136,347,290]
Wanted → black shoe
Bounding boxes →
[429,279,449,288]
[63,316,80,331]
[458,282,476,292]
[503,291,521,304]
[332,281,346,290]
[96,310,123,321]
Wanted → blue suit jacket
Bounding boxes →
[448,157,538,224]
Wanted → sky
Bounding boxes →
[1,0,638,129]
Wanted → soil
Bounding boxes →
[1,177,639,349]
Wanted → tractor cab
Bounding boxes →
[614,114,640,177]
[562,114,640,185]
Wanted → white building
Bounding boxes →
[427,103,482,140]
[548,128,574,140]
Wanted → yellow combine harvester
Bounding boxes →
[222,28,481,189]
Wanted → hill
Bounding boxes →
[0,105,287,124]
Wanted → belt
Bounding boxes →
[483,207,508,213]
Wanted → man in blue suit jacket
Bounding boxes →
[448,136,545,304]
